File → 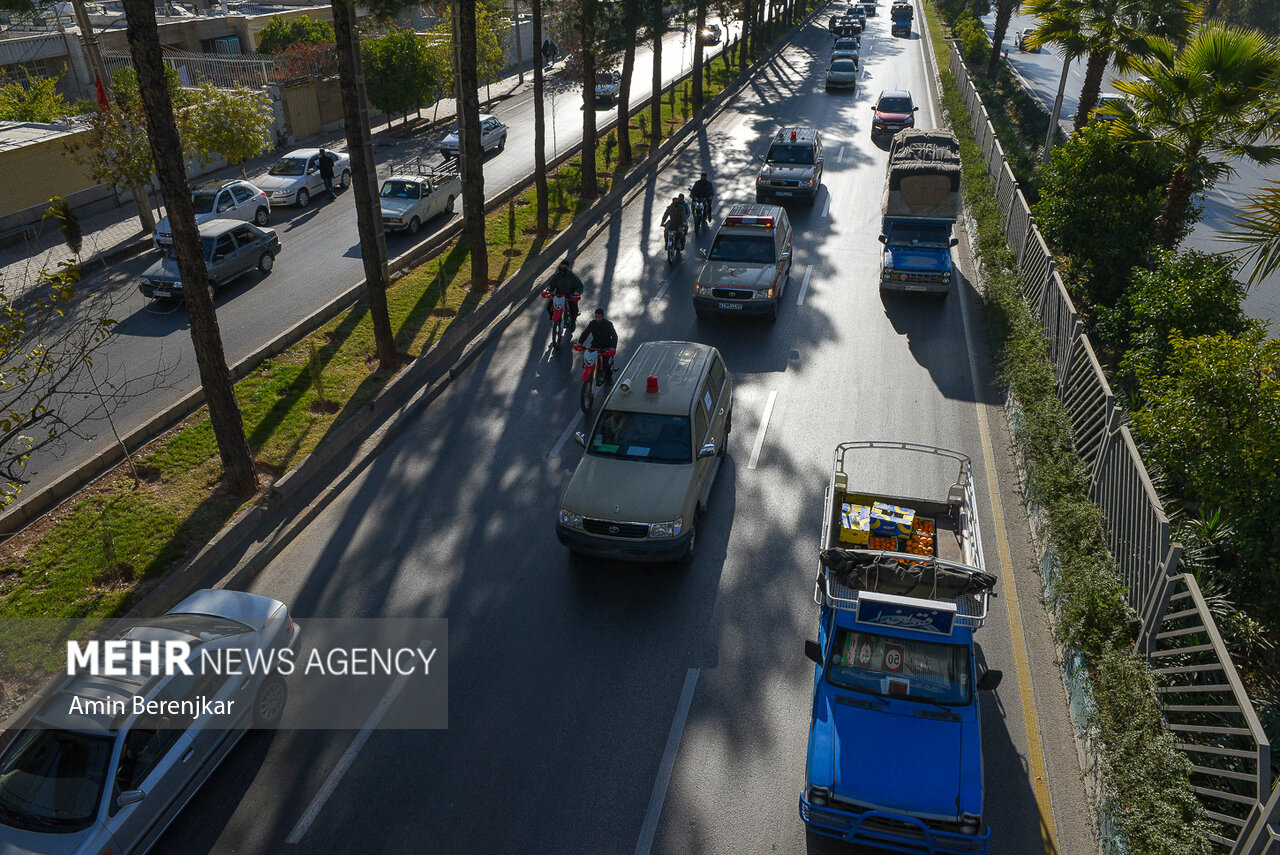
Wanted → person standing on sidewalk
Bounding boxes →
[318,148,336,200]
[542,38,556,68]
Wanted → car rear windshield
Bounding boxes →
[826,628,971,705]
[381,180,421,200]
[877,97,914,113]
[0,728,114,832]
[831,60,857,72]
[589,411,692,464]
[767,143,814,165]
[191,191,218,214]
[834,39,858,50]
[269,157,307,176]
[142,613,252,642]
[709,234,776,264]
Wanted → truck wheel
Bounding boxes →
[407,216,421,236]
[258,251,274,274]
[445,195,456,214]
[254,206,269,226]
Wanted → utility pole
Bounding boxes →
[1043,53,1071,165]
[70,0,112,101]
[513,0,524,85]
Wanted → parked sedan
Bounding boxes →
[0,589,298,855]
[1014,28,1040,51]
[139,219,280,300]
[699,23,721,44]
[440,114,509,158]
[256,148,351,207]
[152,179,269,250]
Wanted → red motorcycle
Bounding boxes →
[573,344,616,414]
[541,291,580,346]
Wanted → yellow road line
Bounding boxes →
[956,274,1059,853]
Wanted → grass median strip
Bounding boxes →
[0,33,780,625]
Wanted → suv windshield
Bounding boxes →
[191,191,218,215]
[0,728,114,832]
[834,39,858,51]
[767,144,814,165]
[877,96,914,113]
[589,411,692,464]
[381,180,420,199]
[268,158,307,176]
[826,628,971,705]
[709,234,775,263]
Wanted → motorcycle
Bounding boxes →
[664,225,684,265]
[691,196,711,236]
[541,291,580,346]
[573,344,617,414]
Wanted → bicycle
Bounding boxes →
[541,291,580,347]
[573,344,616,414]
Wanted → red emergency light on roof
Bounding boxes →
[790,130,797,140]
[724,215,775,228]
[646,375,659,394]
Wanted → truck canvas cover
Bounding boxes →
[881,129,962,220]
[820,549,997,599]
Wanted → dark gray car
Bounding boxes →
[0,589,298,855]
[139,219,280,300]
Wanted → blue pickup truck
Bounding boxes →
[800,441,1001,853]
[879,130,962,296]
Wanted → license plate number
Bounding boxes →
[153,288,170,297]
[774,190,792,196]
[718,302,743,310]
[905,285,927,292]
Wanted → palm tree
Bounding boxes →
[331,0,398,370]
[1107,23,1280,248]
[1023,0,1199,133]
[453,0,489,289]
[1224,181,1280,287]
[120,0,258,495]
[532,0,550,232]
[986,0,1018,80]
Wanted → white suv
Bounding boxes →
[693,204,794,322]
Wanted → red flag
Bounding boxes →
[95,75,109,111]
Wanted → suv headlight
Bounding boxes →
[756,287,775,298]
[648,518,683,538]
[558,509,583,529]
[807,786,831,806]
[959,814,981,835]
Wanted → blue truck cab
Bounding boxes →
[800,441,1001,853]
[879,130,962,296]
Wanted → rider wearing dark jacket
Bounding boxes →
[660,197,688,249]
[545,260,584,330]
[577,308,618,382]
[691,174,714,201]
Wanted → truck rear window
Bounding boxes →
[826,628,971,705]
[589,411,691,464]
[709,234,775,263]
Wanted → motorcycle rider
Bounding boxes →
[690,173,714,224]
[544,259,584,332]
[660,195,688,251]
[577,307,618,385]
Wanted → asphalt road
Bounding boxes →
[983,11,1280,326]
[12,15,739,500]
[147,5,1096,854]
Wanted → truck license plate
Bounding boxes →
[718,302,742,310]
[775,190,792,196]
[905,285,927,292]
[153,288,170,298]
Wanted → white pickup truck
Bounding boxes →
[379,163,461,236]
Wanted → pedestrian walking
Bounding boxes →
[542,38,556,68]
[318,147,336,200]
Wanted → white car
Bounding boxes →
[440,114,509,158]
[256,148,351,207]
[152,179,269,250]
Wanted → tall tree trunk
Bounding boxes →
[513,0,524,85]
[532,0,549,232]
[453,0,489,288]
[121,0,257,496]
[618,23,637,164]
[332,0,399,371]
[650,2,662,151]
[582,43,598,196]
[986,0,1014,79]
[740,0,753,69]
[1072,49,1108,132]
[692,0,706,107]
[131,185,155,232]
[1157,168,1195,249]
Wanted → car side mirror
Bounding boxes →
[118,789,146,808]
[698,247,708,258]
[816,157,824,165]
[977,669,1003,691]
[574,431,586,448]
[757,153,766,162]
[878,234,888,244]
[804,639,822,663]
[913,106,920,111]
[779,251,791,261]
[950,237,959,247]
[698,441,716,459]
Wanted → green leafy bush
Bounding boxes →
[952,12,989,66]
[0,70,67,122]
[255,16,334,55]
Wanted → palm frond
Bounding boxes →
[1222,180,1280,289]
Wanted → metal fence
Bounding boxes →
[102,48,275,90]
[947,43,1275,853]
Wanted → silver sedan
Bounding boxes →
[255,147,351,207]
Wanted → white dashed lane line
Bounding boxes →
[821,194,831,218]
[796,264,812,306]
[837,144,846,163]
[549,413,580,458]
[633,668,700,855]
[747,390,778,471]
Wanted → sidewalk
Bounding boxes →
[0,61,543,305]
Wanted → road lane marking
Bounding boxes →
[747,390,777,471]
[957,275,1058,848]
[285,642,428,845]
[634,668,699,855]
[654,271,676,300]
[821,194,831,218]
[837,145,846,163]
[796,264,813,306]
[550,413,580,458]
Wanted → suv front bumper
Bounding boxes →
[757,185,817,203]
[693,294,779,316]
[799,796,989,854]
[556,524,692,562]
